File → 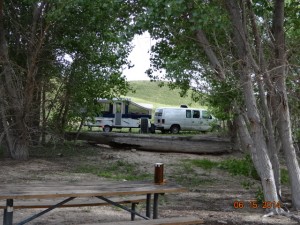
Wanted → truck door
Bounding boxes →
[200,110,213,131]
[184,109,193,129]
[115,102,122,126]
[191,110,201,130]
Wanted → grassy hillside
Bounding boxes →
[124,80,204,109]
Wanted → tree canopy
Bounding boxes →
[133,0,300,212]
[0,0,137,159]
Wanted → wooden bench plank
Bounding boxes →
[82,217,204,225]
[0,196,146,209]
[0,181,186,199]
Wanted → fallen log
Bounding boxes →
[65,132,232,154]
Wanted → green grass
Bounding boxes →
[183,155,290,186]
[280,168,289,185]
[124,81,204,109]
[29,141,99,158]
[75,160,152,181]
[218,155,260,180]
[184,155,260,180]
[187,159,219,170]
[170,160,216,187]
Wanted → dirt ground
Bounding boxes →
[0,142,300,225]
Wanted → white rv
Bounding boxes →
[85,98,153,132]
[154,107,216,134]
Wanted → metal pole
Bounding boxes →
[146,194,151,218]
[3,199,13,225]
[17,197,76,225]
[131,203,136,221]
[153,193,159,219]
[96,196,150,220]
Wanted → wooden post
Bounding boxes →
[154,163,164,184]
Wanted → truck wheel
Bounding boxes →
[150,123,156,134]
[103,126,112,133]
[170,125,180,134]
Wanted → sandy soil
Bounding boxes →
[0,143,299,225]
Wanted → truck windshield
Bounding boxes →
[155,112,162,116]
[202,110,212,119]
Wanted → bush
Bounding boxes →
[218,155,260,180]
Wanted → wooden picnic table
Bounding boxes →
[0,180,186,225]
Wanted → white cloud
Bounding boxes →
[123,33,152,81]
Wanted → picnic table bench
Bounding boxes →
[83,216,205,224]
[0,196,147,222]
[0,181,186,225]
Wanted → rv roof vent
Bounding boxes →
[180,105,188,108]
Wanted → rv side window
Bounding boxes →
[186,110,191,118]
[193,110,200,118]
[129,104,148,115]
[202,110,212,119]
[116,103,122,113]
[98,103,113,116]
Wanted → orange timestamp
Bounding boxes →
[233,200,281,209]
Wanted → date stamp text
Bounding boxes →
[233,201,281,209]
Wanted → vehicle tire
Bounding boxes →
[103,126,112,133]
[140,118,149,133]
[170,125,180,134]
[150,124,156,134]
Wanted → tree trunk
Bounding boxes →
[195,29,226,80]
[30,88,42,145]
[246,0,282,194]
[0,0,29,160]
[65,132,232,154]
[225,0,280,211]
[227,117,241,152]
[41,82,47,145]
[272,0,300,209]
[256,75,281,195]
[239,68,279,208]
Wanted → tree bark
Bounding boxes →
[272,0,300,209]
[193,6,280,206]
[225,0,280,211]
[246,0,281,194]
[227,117,241,152]
[0,0,29,160]
[238,66,279,208]
[41,82,47,145]
[195,29,226,80]
[65,132,232,154]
